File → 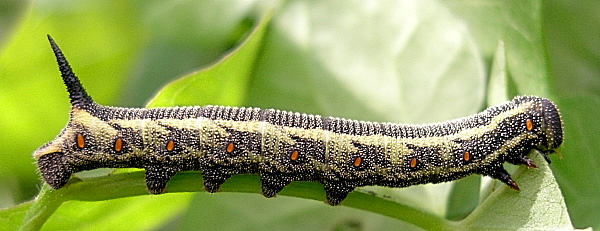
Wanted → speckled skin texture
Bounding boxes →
[35,35,564,205]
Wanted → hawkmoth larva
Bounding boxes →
[35,35,564,206]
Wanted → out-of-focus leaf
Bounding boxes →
[146,11,272,108]
[249,0,485,124]
[0,0,29,48]
[445,0,551,96]
[487,40,510,105]
[0,201,31,230]
[120,0,260,107]
[545,1,600,229]
[42,194,192,231]
[551,96,600,229]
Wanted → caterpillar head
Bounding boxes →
[539,98,563,151]
[516,96,564,163]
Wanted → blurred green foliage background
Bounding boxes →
[0,0,598,230]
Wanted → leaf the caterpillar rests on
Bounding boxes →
[34,35,564,206]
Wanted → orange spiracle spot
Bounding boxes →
[410,158,418,168]
[525,119,534,131]
[76,133,85,149]
[114,138,123,152]
[226,143,235,153]
[353,157,362,167]
[290,150,299,161]
[166,140,175,152]
[463,151,470,162]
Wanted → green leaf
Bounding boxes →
[461,154,572,229]
[545,0,600,228]
[551,95,600,229]
[0,201,31,230]
[145,11,272,108]
[248,1,485,124]
[43,194,192,231]
[487,40,510,105]
[445,0,552,96]
[0,0,28,48]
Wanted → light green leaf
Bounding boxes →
[0,201,31,230]
[445,0,551,96]
[42,195,192,231]
[461,154,572,229]
[487,40,510,106]
[146,11,272,108]
[248,0,485,124]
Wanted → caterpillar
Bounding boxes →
[35,35,564,206]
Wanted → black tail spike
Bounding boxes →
[47,34,94,108]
